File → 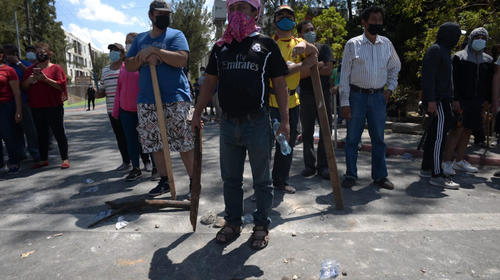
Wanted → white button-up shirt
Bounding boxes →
[339,33,401,107]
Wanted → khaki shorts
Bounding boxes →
[137,102,194,153]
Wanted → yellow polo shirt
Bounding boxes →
[269,35,304,109]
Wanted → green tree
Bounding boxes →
[395,0,499,78]
[170,0,213,79]
[0,0,27,52]
[295,5,347,59]
[30,0,67,68]
[92,51,109,85]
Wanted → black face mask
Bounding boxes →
[37,52,49,62]
[154,15,170,30]
[367,24,383,35]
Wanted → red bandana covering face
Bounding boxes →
[216,11,259,47]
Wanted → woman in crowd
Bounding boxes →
[112,32,156,181]
[0,46,23,173]
[22,42,70,169]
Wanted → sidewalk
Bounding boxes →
[315,123,500,166]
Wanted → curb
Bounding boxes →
[316,138,500,167]
[64,103,106,112]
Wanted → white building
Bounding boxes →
[64,31,96,84]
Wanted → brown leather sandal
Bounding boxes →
[215,224,241,244]
[250,226,270,250]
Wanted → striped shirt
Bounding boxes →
[339,33,401,107]
[101,64,121,113]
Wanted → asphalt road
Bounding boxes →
[1,106,500,280]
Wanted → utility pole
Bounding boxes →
[347,0,353,21]
[14,11,22,57]
[88,43,99,91]
[25,0,32,45]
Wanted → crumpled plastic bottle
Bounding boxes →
[242,213,254,225]
[320,259,339,279]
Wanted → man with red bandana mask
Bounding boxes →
[192,0,290,250]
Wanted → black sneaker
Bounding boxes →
[148,177,170,197]
[374,178,394,190]
[301,168,316,177]
[116,162,131,171]
[341,177,356,188]
[318,168,330,180]
[125,168,142,181]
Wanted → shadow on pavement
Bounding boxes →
[405,178,448,198]
[315,184,381,213]
[149,233,261,280]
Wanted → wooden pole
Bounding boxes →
[150,64,176,199]
[87,199,191,228]
[190,127,202,231]
[310,65,344,210]
[105,199,191,209]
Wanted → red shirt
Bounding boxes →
[24,64,67,108]
[0,64,18,103]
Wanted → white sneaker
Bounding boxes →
[453,160,478,173]
[429,176,460,190]
[441,161,456,176]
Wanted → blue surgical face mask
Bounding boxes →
[26,51,36,61]
[471,39,486,51]
[109,51,121,62]
[303,31,316,43]
[276,17,296,31]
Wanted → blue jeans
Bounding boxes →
[345,90,387,181]
[0,101,21,165]
[220,110,273,227]
[270,106,299,187]
[120,109,151,168]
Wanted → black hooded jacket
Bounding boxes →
[452,27,494,103]
[421,22,462,103]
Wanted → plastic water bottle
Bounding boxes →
[320,259,339,279]
[272,119,291,155]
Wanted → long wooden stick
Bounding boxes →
[150,64,176,199]
[190,127,202,231]
[310,65,344,210]
[87,199,191,228]
[105,199,191,209]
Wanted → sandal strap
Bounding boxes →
[216,224,241,242]
[251,226,270,250]
[252,226,269,234]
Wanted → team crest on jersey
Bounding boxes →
[251,43,261,52]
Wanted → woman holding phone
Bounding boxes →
[22,42,70,169]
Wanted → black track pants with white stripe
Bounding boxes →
[421,101,453,177]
